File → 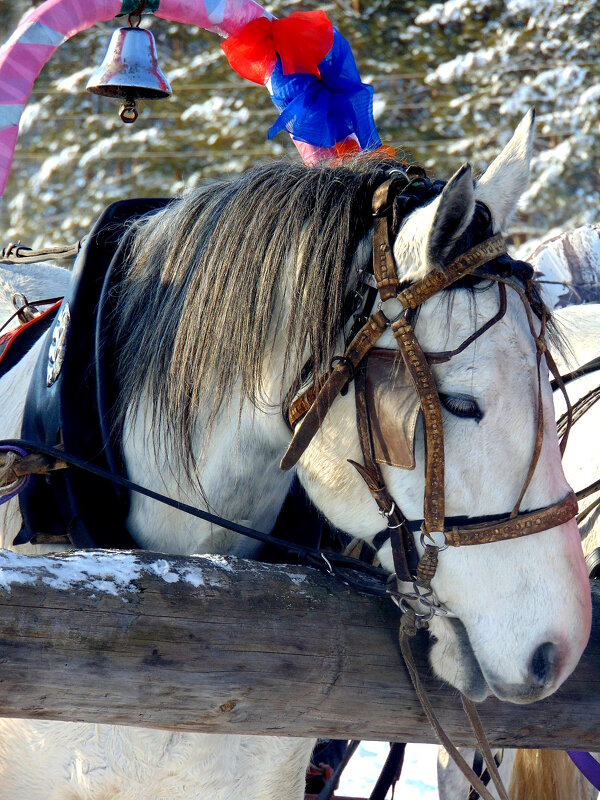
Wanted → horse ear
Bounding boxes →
[475,108,535,231]
[427,163,475,268]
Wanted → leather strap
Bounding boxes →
[461,695,510,800]
[392,316,445,533]
[351,362,417,582]
[287,374,327,430]
[398,615,500,800]
[397,234,506,310]
[372,178,402,300]
[426,282,507,365]
[280,311,389,470]
[510,314,546,517]
[443,491,578,546]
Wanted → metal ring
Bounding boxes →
[378,501,395,518]
[399,597,435,622]
[377,297,406,325]
[330,355,354,378]
[420,529,448,552]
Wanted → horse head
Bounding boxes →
[115,110,590,705]
[293,110,591,704]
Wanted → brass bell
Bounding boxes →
[87,26,172,123]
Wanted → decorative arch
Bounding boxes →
[0,0,383,199]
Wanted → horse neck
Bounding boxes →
[121,385,295,557]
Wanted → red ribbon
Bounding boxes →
[221,10,334,85]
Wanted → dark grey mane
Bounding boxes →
[114,157,411,467]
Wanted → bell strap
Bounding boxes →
[280,310,389,470]
[392,315,445,533]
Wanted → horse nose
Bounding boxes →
[529,641,559,688]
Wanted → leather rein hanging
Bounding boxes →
[281,176,578,617]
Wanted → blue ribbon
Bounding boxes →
[567,752,600,790]
[268,29,382,151]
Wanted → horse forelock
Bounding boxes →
[113,157,425,470]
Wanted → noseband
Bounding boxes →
[281,176,577,623]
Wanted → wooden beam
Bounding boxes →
[0,548,597,749]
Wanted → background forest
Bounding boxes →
[0,0,598,250]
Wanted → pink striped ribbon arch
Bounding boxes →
[0,0,334,199]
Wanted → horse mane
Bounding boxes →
[509,749,597,800]
[111,156,557,474]
[112,157,442,470]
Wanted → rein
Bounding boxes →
[0,438,392,597]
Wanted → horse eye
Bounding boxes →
[440,393,483,422]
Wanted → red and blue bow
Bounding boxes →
[222,11,382,152]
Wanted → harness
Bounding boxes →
[281,176,577,625]
[14,198,171,548]
[278,176,582,800]
[0,297,62,380]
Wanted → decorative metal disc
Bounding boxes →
[46,302,70,387]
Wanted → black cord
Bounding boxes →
[2,438,391,597]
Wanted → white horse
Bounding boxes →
[0,111,591,799]
[437,228,600,800]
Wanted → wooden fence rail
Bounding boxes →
[0,548,597,749]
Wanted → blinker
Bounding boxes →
[86,26,172,123]
[365,349,421,470]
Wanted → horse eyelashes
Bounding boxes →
[439,392,483,422]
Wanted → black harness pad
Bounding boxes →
[17,198,171,548]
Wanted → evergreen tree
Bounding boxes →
[0,0,598,248]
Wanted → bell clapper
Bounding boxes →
[119,100,138,124]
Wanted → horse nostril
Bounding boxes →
[530,642,558,687]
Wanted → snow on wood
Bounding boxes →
[0,547,597,749]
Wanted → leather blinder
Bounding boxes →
[365,349,420,470]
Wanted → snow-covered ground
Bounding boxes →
[338,741,438,799]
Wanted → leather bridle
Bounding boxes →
[281,176,578,624]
